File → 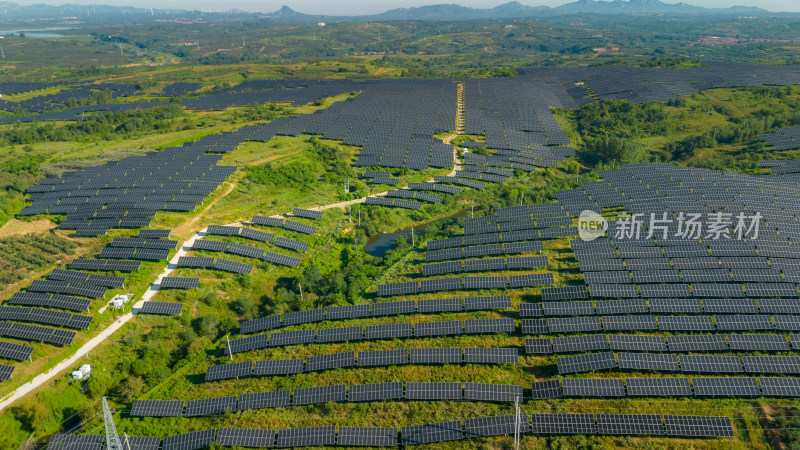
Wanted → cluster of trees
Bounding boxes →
[0,233,78,284]
[0,105,186,145]
[247,137,353,189]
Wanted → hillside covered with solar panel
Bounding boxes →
[1,6,800,450]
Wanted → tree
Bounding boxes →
[117,376,145,403]
[86,370,114,398]
[231,296,253,315]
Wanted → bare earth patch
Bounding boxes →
[0,219,56,238]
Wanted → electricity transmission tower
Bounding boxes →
[102,396,123,450]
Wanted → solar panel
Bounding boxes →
[409,347,462,364]
[548,317,602,333]
[315,326,363,343]
[283,308,324,326]
[276,426,335,447]
[618,352,680,371]
[541,286,589,301]
[348,382,403,402]
[595,299,648,315]
[464,383,523,402]
[759,377,800,397]
[139,302,183,315]
[417,298,462,313]
[530,414,597,435]
[337,427,397,447]
[237,390,291,410]
[163,429,216,450]
[160,277,199,289]
[464,414,526,438]
[543,301,594,316]
[562,378,626,397]
[703,298,759,314]
[185,396,237,417]
[741,356,800,374]
[658,315,715,331]
[608,334,668,352]
[692,377,760,397]
[602,315,658,331]
[406,382,462,400]
[680,355,743,373]
[596,414,665,436]
[464,318,515,334]
[401,421,462,445]
[357,349,408,367]
[522,319,548,334]
[663,415,734,437]
[415,320,462,337]
[326,304,371,320]
[305,352,354,372]
[530,380,562,399]
[205,361,252,382]
[525,338,553,354]
[372,300,415,316]
[216,428,276,448]
[48,434,104,450]
[464,347,518,364]
[625,377,693,397]
[293,385,347,405]
[552,335,609,353]
[727,334,789,351]
[130,400,184,417]
[0,341,33,361]
[365,323,413,340]
[715,315,774,331]
[557,352,617,374]
[463,295,511,310]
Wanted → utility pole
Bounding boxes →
[411,228,415,246]
[102,397,123,450]
[471,205,474,218]
[225,336,233,361]
[298,283,304,301]
[1,45,5,59]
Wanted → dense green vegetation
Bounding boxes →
[0,233,78,285]
[562,85,800,172]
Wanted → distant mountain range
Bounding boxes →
[0,0,785,24]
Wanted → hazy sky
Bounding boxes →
[13,0,800,14]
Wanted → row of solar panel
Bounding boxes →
[530,376,800,399]
[377,273,554,296]
[48,412,732,449]
[521,298,800,316]
[0,306,93,330]
[240,295,511,334]
[522,315,800,334]
[49,268,125,288]
[425,241,544,262]
[427,227,576,251]
[421,256,548,276]
[526,333,800,354]
[210,347,518,379]
[251,215,317,235]
[557,352,800,375]
[134,382,527,417]
[229,319,516,353]
[585,283,800,298]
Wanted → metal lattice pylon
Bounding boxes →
[102,396,123,450]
